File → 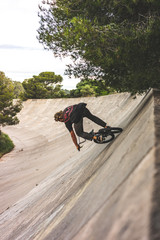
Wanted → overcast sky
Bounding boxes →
[0,0,80,89]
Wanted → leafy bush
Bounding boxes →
[0,132,14,158]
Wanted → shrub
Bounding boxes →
[0,132,14,158]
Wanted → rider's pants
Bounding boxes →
[74,107,106,140]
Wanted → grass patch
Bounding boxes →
[0,132,14,158]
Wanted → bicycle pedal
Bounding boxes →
[89,129,95,137]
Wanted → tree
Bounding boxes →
[0,72,22,133]
[21,72,66,99]
[13,81,24,98]
[80,84,95,97]
[38,0,160,93]
[77,79,115,97]
[66,78,115,97]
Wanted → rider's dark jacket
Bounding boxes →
[63,103,87,132]
[63,102,106,135]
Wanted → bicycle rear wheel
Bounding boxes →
[110,127,123,134]
[93,133,114,144]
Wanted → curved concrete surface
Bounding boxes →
[0,89,160,240]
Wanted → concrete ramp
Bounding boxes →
[0,89,160,240]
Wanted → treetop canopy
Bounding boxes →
[38,0,160,93]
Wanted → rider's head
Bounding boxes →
[54,111,64,122]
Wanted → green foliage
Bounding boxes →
[0,131,14,158]
[13,81,24,98]
[79,84,95,97]
[38,0,160,93]
[0,71,22,127]
[21,72,66,99]
[72,79,116,97]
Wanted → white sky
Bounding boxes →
[0,0,80,89]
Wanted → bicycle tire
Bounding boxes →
[93,133,115,144]
[110,127,123,134]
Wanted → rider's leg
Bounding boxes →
[74,118,94,141]
[83,108,107,127]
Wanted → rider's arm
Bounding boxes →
[70,130,80,151]
[64,121,80,151]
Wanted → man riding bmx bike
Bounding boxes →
[54,103,108,151]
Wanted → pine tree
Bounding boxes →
[21,72,65,99]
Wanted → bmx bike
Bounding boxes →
[78,126,123,147]
[93,126,123,144]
